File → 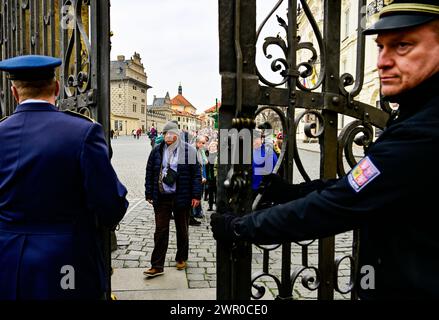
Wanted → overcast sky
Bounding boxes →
[110,1,290,113]
[110,0,220,112]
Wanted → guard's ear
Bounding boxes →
[11,85,20,104]
[55,80,60,97]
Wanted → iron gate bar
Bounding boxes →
[32,0,40,55]
[343,0,366,98]
[218,0,258,300]
[315,0,343,300]
[91,0,111,299]
[18,0,23,56]
[11,0,16,57]
[280,0,298,300]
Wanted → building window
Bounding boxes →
[141,107,145,114]
[133,85,137,90]
[141,99,145,103]
[178,117,181,122]
[133,104,137,113]
[115,120,123,131]
[133,96,137,100]
[118,84,122,88]
[119,94,122,98]
[141,89,146,93]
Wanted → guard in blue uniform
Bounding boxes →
[0,55,129,300]
[211,0,439,299]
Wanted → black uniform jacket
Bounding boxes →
[236,73,439,299]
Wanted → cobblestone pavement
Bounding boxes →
[111,135,354,300]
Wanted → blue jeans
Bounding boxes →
[192,204,204,218]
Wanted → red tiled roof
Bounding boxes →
[204,102,221,114]
[172,110,198,118]
[171,94,193,108]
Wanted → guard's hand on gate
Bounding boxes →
[258,174,300,204]
[210,213,242,244]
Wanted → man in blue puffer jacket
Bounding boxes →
[144,121,202,277]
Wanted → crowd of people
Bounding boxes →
[145,123,219,225]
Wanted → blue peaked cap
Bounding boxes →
[0,55,62,80]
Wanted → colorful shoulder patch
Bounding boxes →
[348,156,381,193]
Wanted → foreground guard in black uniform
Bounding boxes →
[211,0,439,299]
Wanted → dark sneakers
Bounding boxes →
[143,268,164,277]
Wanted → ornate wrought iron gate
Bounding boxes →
[0,0,112,298]
[0,0,110,124]
[217,0,389,300]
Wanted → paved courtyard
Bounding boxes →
[110,135,359,300]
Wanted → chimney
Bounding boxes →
[117,55,125,61]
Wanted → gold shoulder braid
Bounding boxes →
[0,116,9,123]
[63,110,95,123]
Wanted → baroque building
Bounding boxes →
[148,84,202,134]
[296,0,382,136]
[147,92,173,132]
[110,52,151,135]
[170,84,200,133]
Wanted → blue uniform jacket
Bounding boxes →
[0,102,128,300]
